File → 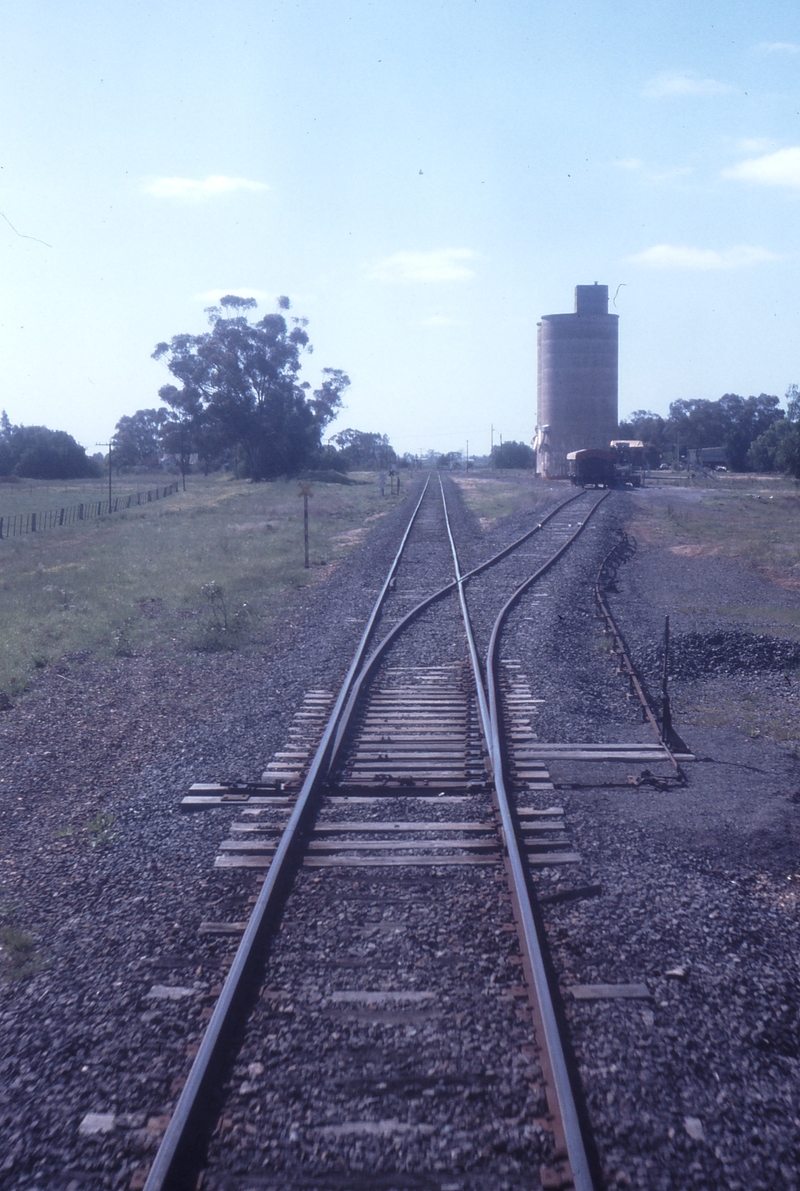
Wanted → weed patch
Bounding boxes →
[192,582,252,651]
[84,812,117,850]
[0,926,44,979]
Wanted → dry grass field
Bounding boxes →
[0,474,166,519]
[6,465,797,709]
[630,478,800,591]
[627,478,800,745]
[449,469,564,527]
[0,471,394,700]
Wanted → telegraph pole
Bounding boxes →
[298,482,313,568]
[96,441,112,512]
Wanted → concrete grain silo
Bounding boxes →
[534,284,619,478]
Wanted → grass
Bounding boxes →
[680,678,800,744]
[85,811,118,850]
[0,471,398,699]
[0,472,175,521]
[0,905,44,979]
[632,482,800,586]
[0,927,43,979]
[449,470,566,528]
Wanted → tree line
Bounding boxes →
[109,297,538,479]
[0,412,101,480]
[619,389,800,474]
[6,292,798,482]
[115,296,412,480]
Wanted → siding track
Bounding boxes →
[144,477,610,1191]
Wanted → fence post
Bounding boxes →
[0,516,3,539]
[78,503,84,520]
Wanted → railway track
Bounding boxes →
[143,476,635,1191]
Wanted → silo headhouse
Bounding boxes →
[534,283,619,478]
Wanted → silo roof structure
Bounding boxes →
[535,284,619,479]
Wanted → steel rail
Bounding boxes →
[331,486,590,758]
[484,490,610,1191]
[437,472,492,745]
[144,477,434,1191]
[144,479,593,1189]
[594,540,681,773]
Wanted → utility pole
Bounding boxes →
[96,441,112,513]
[490,424,494,469]
[466,439,469,472]
[179,421,188,491]
[298,482,313,568]
[661,615,672,743]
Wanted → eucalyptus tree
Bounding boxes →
[111,408,169,470]
[152,295,349,480]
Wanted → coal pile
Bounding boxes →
[650,629,800,679]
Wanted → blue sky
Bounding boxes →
[2,0,800,457]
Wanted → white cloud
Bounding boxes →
[735,137,777,153]
[642,72,731,97]
[627,244,781,270]
[421,314,458,326]
[758,41,800,53]
[194,288,271,304]
[144,175,269,200]
[723,145,800,188]
[368,249,477,283]
[615,157,643,171]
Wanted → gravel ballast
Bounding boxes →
[1,477,798,1190]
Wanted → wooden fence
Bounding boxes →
[0,483,179,540]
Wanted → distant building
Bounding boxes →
[687,447,726,467]
[160,452,199,470]
[534,284,619,478]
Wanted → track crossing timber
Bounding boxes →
[145,477,625,1191]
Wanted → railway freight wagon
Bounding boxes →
[568,440,645,488]
[567,448,615,488]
